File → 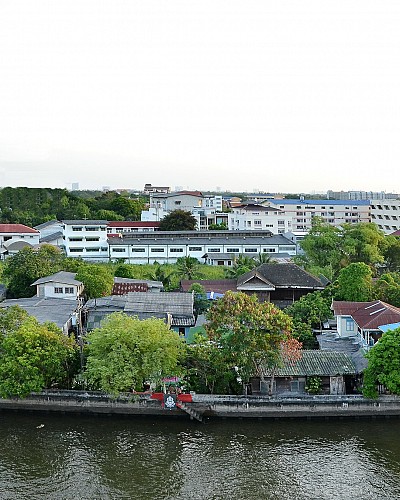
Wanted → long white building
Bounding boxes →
[370,199,400,234]
[108,230,296,265]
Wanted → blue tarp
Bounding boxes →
[378,322,400,333]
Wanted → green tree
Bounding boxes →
[285,291,332,330]
[0,316,78,398]
[0,306,29,336]
[208,223,228,230]
[158,210,197,231]
[336,262,373,302]
[176,256,201,280]
[381,236,400,272]
[205,291,293,387]
[85,313,185,394]
[188,283,210,317]
[3,245,65,298]
[185,338,239,394]
[372,273,400,307]
[76,264,114,298]
[224,255,255,278]
[253,252,274,267]
[114,263,135,279]
[145,263,175,290]
[363,327,400,398]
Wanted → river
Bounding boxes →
[1,413,400,499]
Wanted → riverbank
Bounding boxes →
[1,390,400,421]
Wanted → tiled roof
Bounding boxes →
[332,300,400,330]
[34,220,60,230]
[238,263,325,289]
[39,231,63,243]
[0,224,39,234]
[273,350,356,376]
[31,271,82,286]
[181,279,237,294]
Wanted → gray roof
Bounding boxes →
[34,219,60,230]
[238,263,325,289]
[3,240,33,251]
[317,332,368,373]
[84,292,195,326]
[62,220,108,225]
[273,350,356,376]
[39,231,63,243]
[31,271,82,287]
[0,297,78,329]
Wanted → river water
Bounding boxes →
[1,413,400,499]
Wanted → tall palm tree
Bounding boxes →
[253,252,274,267]
[225,254,255,279]
[176,256,202,280]
[145,263,175,290]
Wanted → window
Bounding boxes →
[278,220,285,225]
[72,227,82,231]
[69,237,83,242]
[208,248,221,252]
[131,248,146,252]
[151,248,165,253]
[346,318,354,331]
[244,248,257,253]
[85,227,98,231]
[254,220,262,225]
[263,248,276,253]
[174,200,181,205]
[70,248,83,252]
[65,287,74,294]
[101,247,108,252]
[189,246,202,251]
[86,247,100,252]
[54,287,63,294]
[112,248,126,253]
[86,237,100,242]
[170,248,183,253]
[227,248,240,253]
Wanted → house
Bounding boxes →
[237,263,325,306]
[332,300,400,349]
[112,277,163,295]
[250,350,356,396]
[83,292,196,337]
[0,297,82,335]
[31,271,84,300]
[108,230,296,264]
[61,220,109,261]
[0,224,40,259]
[228,203,292,234]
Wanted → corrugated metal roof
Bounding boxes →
[273,350,356,376]
[333,300,400,330]
[31,271,82,286]
[238,263,325,289]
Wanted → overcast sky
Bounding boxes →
[1,1,400,193]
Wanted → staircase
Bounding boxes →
[176,402,204,422]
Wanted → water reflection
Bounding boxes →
[1,414,400,499]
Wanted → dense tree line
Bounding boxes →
[0,187,147,226]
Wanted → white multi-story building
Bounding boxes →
[61,220,109,261]
[228,203,292,234]
[108,230,297,265]
[371,199,400,234]
[107,221,160,234]
[268,199,371,231]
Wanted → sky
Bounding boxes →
[1,1,400,193]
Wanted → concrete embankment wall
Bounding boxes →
[1,391,400,420]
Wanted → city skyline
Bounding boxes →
[1,1,400,192]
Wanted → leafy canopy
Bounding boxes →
[85,313,185,394]
[363,327,400,398]
[0,314,78,398]
[158,210,197,231]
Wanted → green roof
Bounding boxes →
[273,350,356,376]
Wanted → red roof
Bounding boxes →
[0,224,39,234]
[107,221,160,228]
[180,279,237,294]
[332,300,400,330]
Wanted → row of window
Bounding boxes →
[69,247,108,252]
[111,246,283,254]
[71,227,107,232]
[54,287,74,294]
